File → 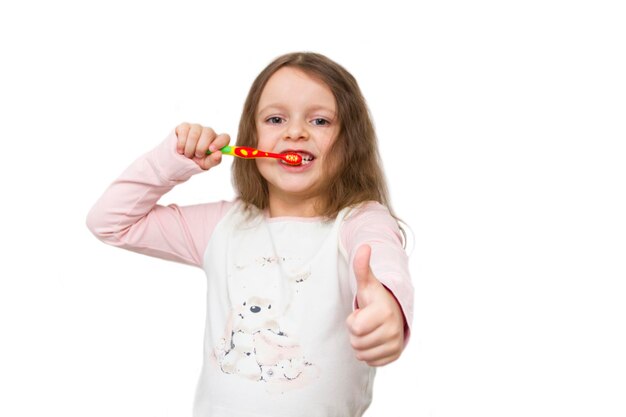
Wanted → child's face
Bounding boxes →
[255,67,339,214]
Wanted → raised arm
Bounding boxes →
[86,125,233,267]
[341,202,414,365]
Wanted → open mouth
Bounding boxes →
[281,150,315,166]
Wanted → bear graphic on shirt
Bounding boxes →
[216,295,316,384]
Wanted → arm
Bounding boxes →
[341,202,414,365]
[86,125,233,267]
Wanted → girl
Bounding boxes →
[87,52,413,417]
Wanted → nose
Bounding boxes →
[284,118,309,141]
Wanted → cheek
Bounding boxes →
[255,159,273,178]
[320,136,341,171]
[319,133,339,159]
[256,130,272,150]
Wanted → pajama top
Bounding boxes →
[86,131,414,417]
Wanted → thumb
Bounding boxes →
[353,245,376,307]
[195,150,222,171]
[354,244,373,286]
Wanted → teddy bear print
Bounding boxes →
[215,295,316,386]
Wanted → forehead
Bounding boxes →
[258,67,336,110]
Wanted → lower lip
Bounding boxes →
[278,158,315,172]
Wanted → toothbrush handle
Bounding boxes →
[205,146,301,165]
[206,145,235,156]
[206,146,269,159]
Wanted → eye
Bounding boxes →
[311,118,330,126]
[266,116,284,124]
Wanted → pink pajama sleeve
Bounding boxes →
[86,130,233,267]
[340,202,414,347]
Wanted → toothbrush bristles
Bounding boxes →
[283,153,303,165]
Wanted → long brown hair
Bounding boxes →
[233,52,398,223]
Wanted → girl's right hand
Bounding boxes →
[175,122,231,170]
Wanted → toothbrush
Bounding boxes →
[206,146,302,166]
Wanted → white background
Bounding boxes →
[1,0,625,416]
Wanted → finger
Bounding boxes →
[197,132,230,170]
[365,352,401,367]
[349,321,394,351]
[175,122,190,154]
[184,124,203,158]
[195,127,217,158]
[346,307,383,337]
[354,342,401,365]
[197,151,222,170]
[210,133,231,153]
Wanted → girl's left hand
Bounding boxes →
[346,245,406,367]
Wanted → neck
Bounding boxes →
[268,193,322,218]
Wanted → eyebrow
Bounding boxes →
[257,104,336,116]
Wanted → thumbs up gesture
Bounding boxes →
[346,245,406,367]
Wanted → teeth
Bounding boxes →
[280,152,315,166]
[281,157,313,166]
[296,152,314,165]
